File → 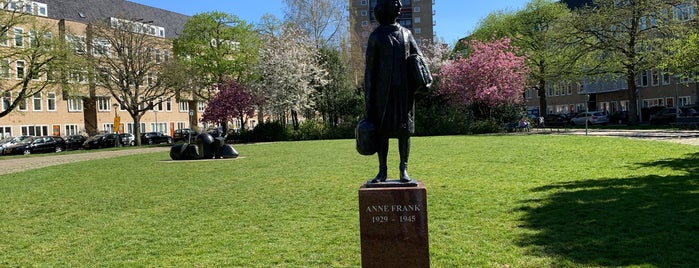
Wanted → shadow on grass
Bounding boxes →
[517,152,699,267]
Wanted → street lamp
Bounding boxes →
[585,94,590,136]
[154,110,159,133]
[112,103,120,147]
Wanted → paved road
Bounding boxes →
[2,130,699,176]
[534,128,699,146]
[0,147,170,176]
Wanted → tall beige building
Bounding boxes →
[348,0,435,87]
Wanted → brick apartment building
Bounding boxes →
[0,0,201,139]
[522,0,699,121]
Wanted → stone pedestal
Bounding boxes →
[358,181,429,268]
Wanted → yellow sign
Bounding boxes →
[114,115,121,133]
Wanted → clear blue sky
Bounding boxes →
[129,0,531,45]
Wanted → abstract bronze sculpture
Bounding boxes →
[170,133,238,160]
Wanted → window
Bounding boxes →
[413,6,421,12]
[679,96,692,106]
[13,28,23,47]
[0,59,9,78]
[0,26,8,46]
[66,35,86,54]
[177,122,186,130]
[361,0,367,5]
[414,27,422,34]
[651,69,659,86]
[21,125,48,136]
[0,126,11,138]
[165,98,172,112]
[361,10,368,16]
[154,97,163,111]
[640,71,649,87]
[198,101,206,112]
[97,97,111,112]
[65,124,79,136]
[414,17,421,24]
[38,5,47,16]
[15,60,24,79]
[151,122,167,133]
[164,50,169,62]
[155,49,161,63]
[662,69,671,85]
[46,92,56,111]
[103,123,114,133]
[674,3,695,21]
[32,92,41,111]
[93,39,111,56]
[29,31,37,47]
[18,98,27,111]
[362,21,369,27]
[68,98,83,112]
[642,98,663,108]
[2,91,10,111]
[179,100,189,112]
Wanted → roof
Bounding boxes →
[39,0,190,38]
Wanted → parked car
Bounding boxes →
[83,134,120,149]
[0,136,31,155]
[570,111,609,126]
[3,136,66,155]
[649,106,699,125]
[609,111,629,124]
[119,133,135,146]
[543,113,570,127]
[64,135,87,150]
[173,128,199,143]
[140,132,172,145]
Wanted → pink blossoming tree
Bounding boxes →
[438,38,529,118]
[201,80,260,135]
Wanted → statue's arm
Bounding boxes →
[408,31,422,57]
[364,35,377,119]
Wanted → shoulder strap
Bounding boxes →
[401,27,409,58]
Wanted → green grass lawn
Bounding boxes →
[1,135,698,267]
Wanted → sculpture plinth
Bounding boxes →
[358,181,429,268]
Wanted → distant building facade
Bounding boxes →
[523,0,698,121]
[0,0,229,139]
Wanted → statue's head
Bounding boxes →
[374,0,402,25]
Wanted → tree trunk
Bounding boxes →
[291,110,300,130]
[238,114,245,132]
[133,114,143,146]
[538,80,547,116]
[626,70,639,125]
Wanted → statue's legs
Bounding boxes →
[372,134,389,183]
[398,135,411,182]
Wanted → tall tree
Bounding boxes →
[570,0,689,124]
[89,18,175,145]
[255,23,328,130]
[0,4,78,118]
[172,11,261,127]
[313,46,362,126]
[469,0,579,117]
[283,0,348,48]
[438,38,530,118]
[201,80,259,133]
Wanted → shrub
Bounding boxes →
[251,122,289,142]
[295,120,327,140]
[470,119,502,134]
[415,104,472,136]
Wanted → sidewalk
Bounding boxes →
[0,147,170,176]
[533,128,699,145]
